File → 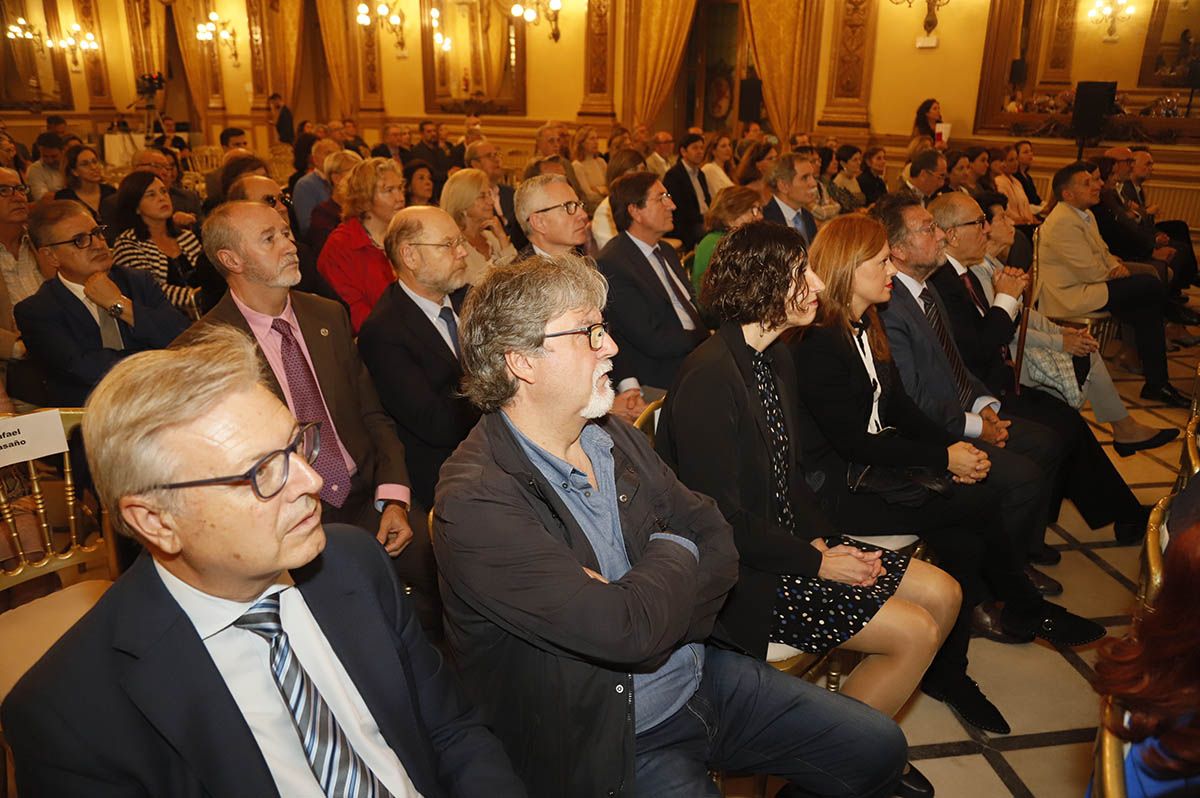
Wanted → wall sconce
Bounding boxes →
[45,23,101,72]
[510,0,562,43]
[355,2,407,57]
[430,7,451,53]
[1087,0,1135,42]
[195,11,240,67]
[6,18,45,53]
[889,0,950,39]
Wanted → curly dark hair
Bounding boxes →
[701,221,811,329]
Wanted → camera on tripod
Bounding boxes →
[136,72,165,101]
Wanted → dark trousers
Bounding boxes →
[1158,220,1197,293]
[1103,273,1169,389]
[633,647,906,797]
[977,413,1064,555]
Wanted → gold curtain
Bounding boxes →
[478,1,507,98]
[743,0,821,139]
[629,0,697,126]
[170,0,213,134]
[313,0,356,119]
[273,0,305,110]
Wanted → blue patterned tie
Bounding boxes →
[438,306,461,358]
[236,595,394,798]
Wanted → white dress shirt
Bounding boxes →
[154,562,423,798]
[398,278,458,357]
[25,161,64,201]
[851,324,883,434]
[625,232,697,332]
[683,163,708,213]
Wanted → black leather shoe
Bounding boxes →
[1140,383,1191,408]
[1002,602,1106,647]
[894,762,935,798]
[922,675,1011,735]
[1024,565,1064,596]
[971,602,1034,644]
[1165,304,1200,325]
[1113,428,1180,457]
[1028,543,1062,566]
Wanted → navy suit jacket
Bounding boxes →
[596,232,709,390]
[760,195,817,246]
[661,160,710,250]
[877,278,990,437]
[13,266,190,406]
[1,526,525,798]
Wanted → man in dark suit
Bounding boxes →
[15,201,189,406]
[466,139,527,251]
[203,127,249,202]
[180,201,440,637]
[596,171,708,395]
[899,149,948,207]
[409,120,454,201]
[359,206,480,512]
[1120,146,1198,293]
[1,327,524,797]
[760,153,818,246]
[661,132,710,250]
[372,123,412,163]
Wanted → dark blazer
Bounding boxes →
[358,283,480,510]
[497,184,528,251]
[878,278,991,436]
[14,266,190,406]
[928,262,1019,395]
[661,160,710,250]
[760,195,817,246]
[1093,187,1156,261]
[177,290,410,504]
[1,526,525,798]
[596,232,708,389]
[1014,169,1041,207]
[655,323,827,659]
[858,171,888,206]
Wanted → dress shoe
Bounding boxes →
[1171,334,1200,348]
[1024,565,1064,596]
[922,675,1011,735]
[1140,383,1191,408]
[1165,304,1200,325]
[894,762,935,798]
[1002,602,1107,647]
[1115,505,1153,545]
[1114,428,1180,457]
[971,602,1034,644]
[1027,542,1062,566]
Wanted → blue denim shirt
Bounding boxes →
[503,414,704,733]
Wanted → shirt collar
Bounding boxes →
[396,277,450,316]
[893,270,926,300]
[944,253,968,276]
[153,558,295,640]
[56,272,94,307]
[624,231,662,262]
[499,412,613,485]
[1068,204,1092,224]
[771,195,801,223]
[229,288,299,340]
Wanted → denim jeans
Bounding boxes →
[633,647,906,798]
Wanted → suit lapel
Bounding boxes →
[621,234,678,314]
[205,292,287,400]
[718,325,772,453]
[391,284,460,371]
[290,292,343,419]
[48,278,103,341]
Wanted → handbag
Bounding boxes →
[1022,346,1088,409]
[845,428,954,508]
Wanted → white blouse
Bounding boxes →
[852,325,884,434]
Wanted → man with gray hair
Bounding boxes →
[1,324,526,796]
[760,152,818,245]
[513,174,589,260]
[433,255,905,798]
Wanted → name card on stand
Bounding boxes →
[0,411,70,469]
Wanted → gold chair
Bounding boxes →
[633,397,665,447]
[1176,415,1199,492]
[1029,229,1120,355]
[0,409,120,595]
[1136,495,1168,623]
[1091,696,1129,798]
[189,144,223,175]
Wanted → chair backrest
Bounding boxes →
[1091,696,1129,798]
[1136,494,1169,621]
[1180,415,1200,492]
[267,143,294,183]
[181,170,206,198]
[0,409,120,594]
[633,397,664,447]
[189,145,224,175]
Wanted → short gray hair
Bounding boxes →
[460,253,608,413]
[766,153,807,192]
[383,209,425,273]
[82,325,265,538]
[514,174,568,235]
[322,149,362,179]
[201,201,259,275]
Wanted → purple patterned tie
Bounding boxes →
[271,318,352,508]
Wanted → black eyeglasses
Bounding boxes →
[410,235,468,251]
[149,422,321,501]
[543,321,609,351]
[0,184,31,199]
[949,216,988,230]
[43,225,109,249]
[530,200,583,218]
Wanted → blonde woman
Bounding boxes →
[440,167,516,286]
[571,125,607,209]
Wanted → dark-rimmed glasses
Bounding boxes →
[543,321,609,351]
[149,422,321,501]
[0,184,31,199]
[949,216,988,231]
[530,200,583,218]
[43,225,109,250]
[409,235,468,251]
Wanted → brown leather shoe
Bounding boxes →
[1024,565,1064,596]
[971,602,1034,644]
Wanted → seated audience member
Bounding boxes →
[1089,520,1200,797]
[54,144,115,223]
[111,171,209,317]
[306,149,363,256]
[936,150,972,199]
[901,149,948,206]
[661,132,711,250]
[1114,147,1199,298]
[465,140,527,251]
[339,117,369,156]
[409,120,453,200]
[702,133,736,195]
[571,125,607,210]
[287,131,319,194]
[404,158,436,208]
[433,254,907,798]
[1094,152,1158,265]
[154,146,204,222]
[0,169,44,404]
[927,192,1152,547]
[828,144,867,213]
[203,127,249,201]
[0,132,27,178]
[513,174,589,261]
[597,171,708,395]
[293,137,344,236]
[732,140,778,204]
[992,144,1037,225]
[358,206,479,511]
[1012,140,1042,207]
[520,155,569,182]
[187,200,439,634]
[226,174,344,307]
[897,135,934,191]
[216,153,270,205]
[859,146,889,206]
[977,148,1006,195]
[151,114,190,165]
[644,129,674,177]
[591,148,646,250]
[440,167,516,286]
[15,201,188,406]
[1036,162,1186,407]
[761,152,819,246]
[963,147,989,193]
[24,132,64,201]
[318,157,407,332]
[656,222,957,790]
[973,193,1176,460]
[0,326,524,797]
[372,123,411,162]
[100,149,197,236]
[691,185,762,292]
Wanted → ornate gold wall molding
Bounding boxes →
[75,0,114,107]
[817,0,876,129]
[578,0,616,122]
[1043,0,1076,85]
[245,0,269,101]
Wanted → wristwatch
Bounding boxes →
[106,301,125,318]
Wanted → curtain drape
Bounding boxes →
[743,0,819,140]
[312,0,355,119]
[274,0,305,111]
[170,0,212,135]
[478,1,508,99]
[628,0,697,126]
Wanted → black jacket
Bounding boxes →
[655,324,827,658]
[433,412,739,798]
[661,160,710,250]
[498,183,528,251]
[760,196,817,246]
[928,262,1020,395]
[1093,187,1156,261]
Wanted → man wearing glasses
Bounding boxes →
[465,140,527,251]
[433,255,906,798]
[1,325,526,797]
[14,200,188,406]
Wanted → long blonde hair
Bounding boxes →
[808,214,892,360]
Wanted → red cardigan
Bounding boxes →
[316,217,394,333]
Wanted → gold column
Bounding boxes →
[816,0,877,132]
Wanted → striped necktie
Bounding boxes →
[919,287,975,410]
[236,595,394,798]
